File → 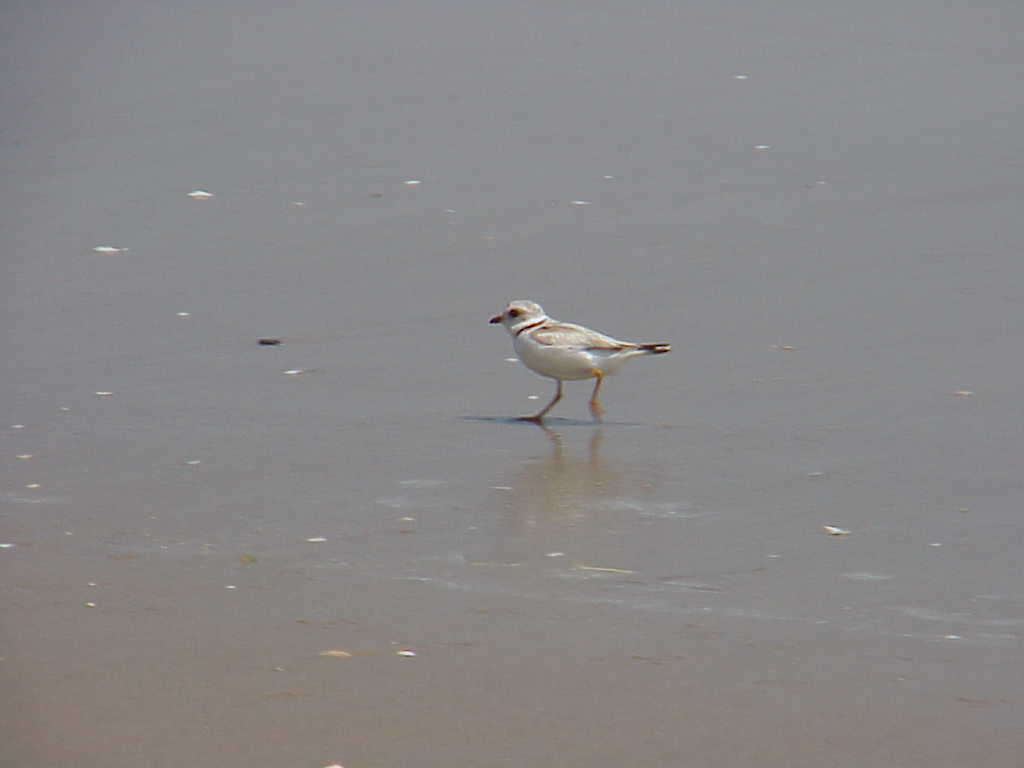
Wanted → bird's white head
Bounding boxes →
[489,300,548,335]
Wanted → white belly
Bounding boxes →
[513,336,635,380]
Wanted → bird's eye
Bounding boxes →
[508,308,520,317]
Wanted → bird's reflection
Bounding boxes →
[472,424,657,567]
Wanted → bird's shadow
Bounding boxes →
[463,415,642,428]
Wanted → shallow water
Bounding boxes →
[4,0,1024,765]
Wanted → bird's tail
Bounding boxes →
[639,343,671,354]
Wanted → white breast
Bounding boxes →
[514,334,601,380]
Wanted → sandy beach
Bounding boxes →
[3,1,1023,765]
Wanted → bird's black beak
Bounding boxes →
[489,314,503,324]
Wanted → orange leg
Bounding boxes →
[589,370,605,422]
[519,380,563,424]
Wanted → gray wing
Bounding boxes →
[531,322,636,350]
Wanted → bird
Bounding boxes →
[490,300,670,423]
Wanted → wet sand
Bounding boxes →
[3,1,1024,765]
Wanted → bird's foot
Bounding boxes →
[517,415,545,425]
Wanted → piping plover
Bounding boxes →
[490,300,670,423]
